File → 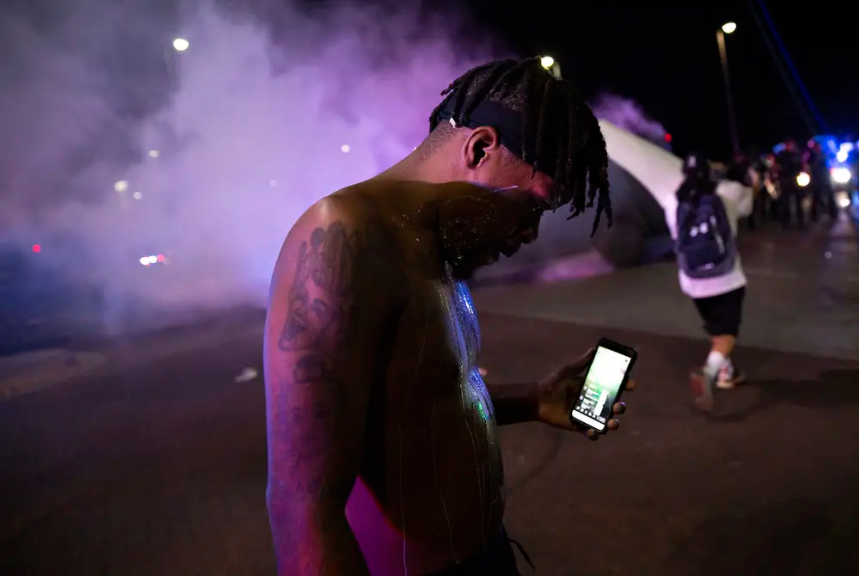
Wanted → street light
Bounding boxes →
[716,22,740,156]
[538,55,562,79]
[173,38,190,52]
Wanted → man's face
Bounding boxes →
[438,125,559,279]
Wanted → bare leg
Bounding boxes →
[711,335,735,358]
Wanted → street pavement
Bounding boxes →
[1,217,858,576]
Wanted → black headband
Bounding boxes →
[433,98,564,185]
[433,99,526,161]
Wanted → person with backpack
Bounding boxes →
[665,151,753,413]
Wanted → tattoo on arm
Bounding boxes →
[266,218,385,574]
[272,220,365,502]
[278,222,359,353]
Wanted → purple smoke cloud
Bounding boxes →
[0,0,503,331]
[591,92,669,148]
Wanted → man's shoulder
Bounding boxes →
[292,181,396,225]
[273,192,406,310]
[295,187,368,225]
[288,184,418,272]
[293,177,480,244]
[283,187,381,252]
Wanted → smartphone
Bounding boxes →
[569,338,637,433]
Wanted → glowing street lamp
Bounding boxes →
[538,55,562,79]
[721,22,737,34]
[173,38,190,52]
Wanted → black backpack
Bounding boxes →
[675,193,736,279]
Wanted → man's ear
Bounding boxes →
[462,126,502,168]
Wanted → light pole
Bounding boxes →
[163,36,189,131]
[163,38,187,96]
[716,22,740,156]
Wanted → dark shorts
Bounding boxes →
[425,528,531,576]
[692,286,745,337]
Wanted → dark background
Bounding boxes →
[2,0,855,162]
[463,0,856,159]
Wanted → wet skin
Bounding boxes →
[345,221,505,575]
[264,179,617,575]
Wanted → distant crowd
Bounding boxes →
[722,138,848,230]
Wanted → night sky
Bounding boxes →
[4,0,856,163]
[464,0,857,159]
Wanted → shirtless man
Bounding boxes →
[264,58,635,575]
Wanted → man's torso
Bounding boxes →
[336,182,506,574]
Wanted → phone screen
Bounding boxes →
[570,345,633,431]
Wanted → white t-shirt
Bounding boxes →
[663,180,753,300]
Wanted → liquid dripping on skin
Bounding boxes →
[455,281,500,544]
[444,276,487,548]
[434,268,505,553]
[394,199,507,569]
[430,388,459,564]
[398,315,431,576]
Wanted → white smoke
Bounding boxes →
[0,0,502,332]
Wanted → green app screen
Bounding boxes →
[571,346,631,431]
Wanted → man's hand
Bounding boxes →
[536,348,636,440]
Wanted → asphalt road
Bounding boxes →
[2,217,859,576]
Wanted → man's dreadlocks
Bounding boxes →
[429,58,612,236]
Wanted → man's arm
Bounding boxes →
[263,200,380,575]
[486,383,539,425]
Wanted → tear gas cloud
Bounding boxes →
[590,93,668,146]
[0,0,502,332]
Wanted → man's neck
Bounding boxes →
[375,145,459,185]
